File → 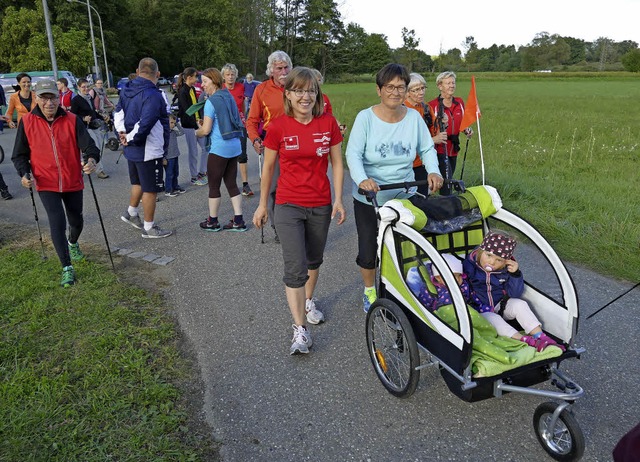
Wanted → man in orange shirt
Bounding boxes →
[246,50,292,243]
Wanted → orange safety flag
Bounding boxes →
[459,75,480,132]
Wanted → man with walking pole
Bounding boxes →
[12,80,100,287]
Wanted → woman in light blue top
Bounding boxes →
[195,68,247,232]
[345,63,443,312]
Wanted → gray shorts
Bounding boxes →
[274,203,332,288]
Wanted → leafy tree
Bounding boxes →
[332,23,368,74]
[434,48,463,72]
[462,36,479,70]
[175,0,243,70]
[362,33,392,73]
[297,0,344,74]
[616,40,639,58]
[548,38,571,66]
[399,27,419,72]
[621,48,640,72]
[494,45,520,72]
[561,36,587,64]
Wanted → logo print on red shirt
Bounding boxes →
[284,136,299,150]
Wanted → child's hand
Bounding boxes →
[505,259,519,273]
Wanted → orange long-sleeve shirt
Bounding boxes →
[6,91,37,124]
[405,98,428,168]
[246,78,285,141]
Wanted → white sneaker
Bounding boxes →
[290,325,312,355]
[305,298,325,325]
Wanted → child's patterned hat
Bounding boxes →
[480,232,516,259]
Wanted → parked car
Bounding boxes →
[157,76,169,86]
[1,70,78,121]
[1,70,78,97]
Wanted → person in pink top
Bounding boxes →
[253,67,346,356]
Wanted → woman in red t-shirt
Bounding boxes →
[253,66,346,356]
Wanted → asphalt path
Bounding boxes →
[1,113,638,461]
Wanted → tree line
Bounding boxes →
[1,0,639,83]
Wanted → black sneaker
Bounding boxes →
[241,184,254,196]
[200,218,221,232]
[222,219,247,232]
[176,186,186,194]
[165,190,178,197]
[1,188,12,200]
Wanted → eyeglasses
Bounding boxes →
[289,89,317,98]
[409,86,426,93]
[382,84,407,94]
[38,95,59,102]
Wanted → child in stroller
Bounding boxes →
[406,253,472,311]
[464,231,564,352]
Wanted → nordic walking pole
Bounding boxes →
[258,145,264,244]
[26,173,47,260]
[459,138,470,180]
[587,281,640,320]
[85,170,116,272]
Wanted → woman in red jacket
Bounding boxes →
[427,71,473,195]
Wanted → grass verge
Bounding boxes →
[0,225,219,461]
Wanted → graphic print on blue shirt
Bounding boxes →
[376,141,412,158]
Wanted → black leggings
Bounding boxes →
[38,190,84,268]
[207,153,240,198]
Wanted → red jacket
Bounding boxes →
[12,106,100,192]
[427,96,465,157]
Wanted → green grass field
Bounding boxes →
[325,73,640,282]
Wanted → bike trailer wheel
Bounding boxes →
[533,401,585,461]
[366,299,420,398]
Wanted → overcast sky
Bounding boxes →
[337,0,640,55]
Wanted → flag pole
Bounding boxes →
[476,115,485,185]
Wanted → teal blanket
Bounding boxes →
[435,304,563,378]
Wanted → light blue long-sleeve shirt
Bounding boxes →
[346,106,439,205]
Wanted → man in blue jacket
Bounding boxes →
[114,57,172,238]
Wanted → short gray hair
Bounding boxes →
[221,63,238,77]
[138,57,158,76]
[408,73,426,90]
[266,50,292,77]
[436,71,456,86]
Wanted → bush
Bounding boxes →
[621,49,640,72]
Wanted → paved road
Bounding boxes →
[1,118,638,461]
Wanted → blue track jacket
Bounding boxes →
[114,77,169,162]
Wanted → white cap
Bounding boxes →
[432,254,462,277]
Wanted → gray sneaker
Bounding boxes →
[290,325,312,355]
[141,224,172,239]
[121,211,143,229]
[305,298,325,325]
